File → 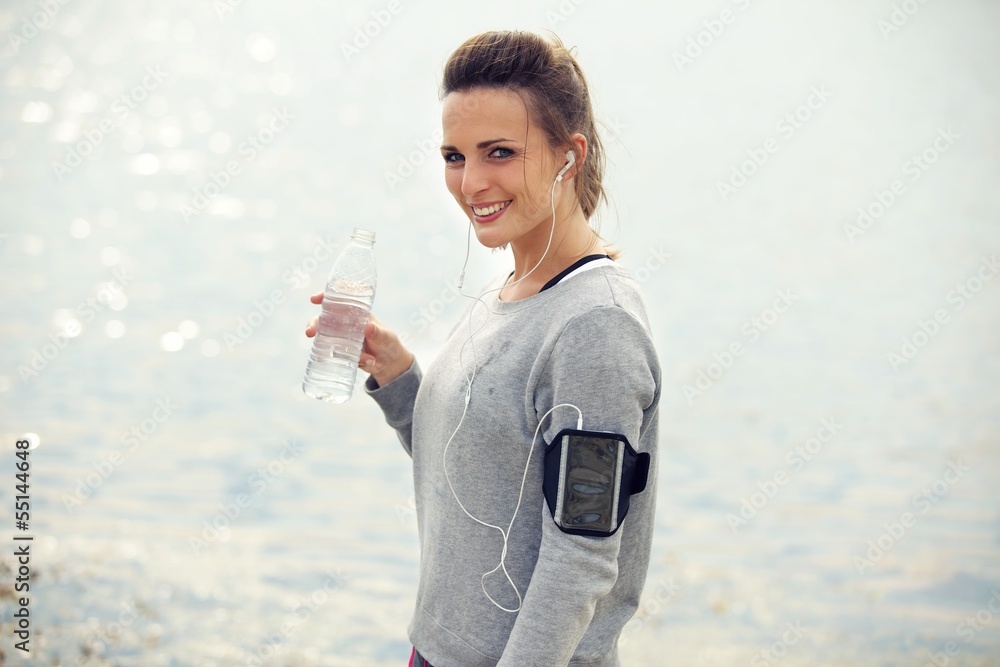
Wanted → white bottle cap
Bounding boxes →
[353,228,376,244]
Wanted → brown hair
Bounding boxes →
[442,31,616,255]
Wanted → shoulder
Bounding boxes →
[554,265,655,338]
[534,267,661,405]
[484,263,657,350]
[542,266,659,371]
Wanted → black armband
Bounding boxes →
[542,428,651,537]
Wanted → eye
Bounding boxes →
[489,147,515,159]
[442,152,464,164]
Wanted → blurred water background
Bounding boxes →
[1,0,999,665]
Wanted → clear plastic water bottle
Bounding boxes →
[303,228,376,403]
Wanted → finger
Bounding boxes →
[310,291,324,304]
[358,352,376,370]
[305,317,319,337]
[365,319,390,347]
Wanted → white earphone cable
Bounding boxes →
[457,168,561,395]
[442,401,582,612]
[442,157,583,612]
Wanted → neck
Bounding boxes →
[507,204,601,292]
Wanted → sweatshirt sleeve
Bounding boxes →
[498,306,659,666]
[363,359,422,456]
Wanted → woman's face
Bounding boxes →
[440,87,564,250]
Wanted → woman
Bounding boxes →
[307,31,661,667]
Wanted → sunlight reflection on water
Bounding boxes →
[1,1,999,665]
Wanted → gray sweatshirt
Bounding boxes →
[365,262,661,667]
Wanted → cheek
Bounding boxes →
[515,165,551,209]
[444,169,463,200]
[518,179,549,214]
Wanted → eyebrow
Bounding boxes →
[440,138,516,152]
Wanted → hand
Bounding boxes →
[305,292,413,387]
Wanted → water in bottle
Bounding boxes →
[303,228,376,403]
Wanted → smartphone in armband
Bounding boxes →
[543,428,650,538]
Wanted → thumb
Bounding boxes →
[365,314,392,345]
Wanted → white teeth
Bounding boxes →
[473,201,509,216]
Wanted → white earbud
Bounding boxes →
[555,150,575,182]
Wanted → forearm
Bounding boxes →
[498,509,621,666]
[499,306,660,665]
[364,358,422,455]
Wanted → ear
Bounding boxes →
[564,133,589,181]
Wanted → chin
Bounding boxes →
[470,224,514,250]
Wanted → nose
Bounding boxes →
[461,159,488,198]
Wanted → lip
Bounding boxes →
[470,200,512,224]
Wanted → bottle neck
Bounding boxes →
[351,229,376,245]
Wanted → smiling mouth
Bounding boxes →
[471,200,511,217]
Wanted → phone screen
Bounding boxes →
[555,434,624,534]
